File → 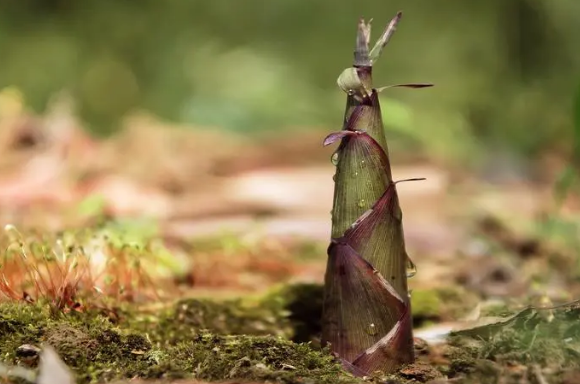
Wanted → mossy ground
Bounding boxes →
[436,303,580,384]
[6,280,577,384]
[2,225,580,384]
[0,294,357,384]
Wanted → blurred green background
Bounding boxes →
[1,0,579,164]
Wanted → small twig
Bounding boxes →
[532,364,549,384]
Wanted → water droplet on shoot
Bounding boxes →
[366,323,378,336]
[406,256,417,278]
[351,171,359,178]
[357,199,366,208]
[331,152,339,165]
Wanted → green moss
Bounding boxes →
[128,283,325,348]
[411,286,480,327]
[164,332,358,383]
[142,283,480,347]
[444,305,580,383]
[0,300,361,384]
[263,283,324,344]
[153,296,292,345]
[410,290,442,325]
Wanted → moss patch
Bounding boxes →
[0,299,364,384]
[131,296,292,347]
[442,304,580,383]
[410,286,480,327]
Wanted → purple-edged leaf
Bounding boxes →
[360,91,389,150]
[330,129,391,238]
[351,308,414,373]
[344,179,423,298]
[323,131,357,147]
[342,94,377,132]
[322,240,406,363]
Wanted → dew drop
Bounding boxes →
[331,152,339,165]
[406,256,417,278]
[351,171,359,178]
[366,323,378,336]
[357,199,366,208]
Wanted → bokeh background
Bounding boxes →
[0,0,580,296]
[2,0,579,164]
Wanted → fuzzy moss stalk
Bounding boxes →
[322,13,432,376]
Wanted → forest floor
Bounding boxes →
[1,93,580,384]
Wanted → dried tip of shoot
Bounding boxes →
[354,19,372,66]
[357,18,372,49]
[368,11,403,64]
[355,12,403,67]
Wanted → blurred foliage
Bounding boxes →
[0,0,579,161]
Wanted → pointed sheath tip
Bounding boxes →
[394,177,427,184]
[351,311,414,373]
[389,11,403,28]
[376,83,435,93]
[339,357,368,378]
[405,83,434,88]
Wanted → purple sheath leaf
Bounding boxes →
[351,307,414,374]
[321,240,405,363]
[343,92,387,149]
[330,130,391,238]
[338,357,368,377]
[340,88,387,145]
[344,181,410,299]
[323,131,357,147]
